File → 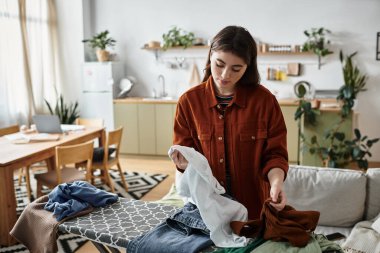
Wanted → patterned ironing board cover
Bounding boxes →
[58,198,179,249]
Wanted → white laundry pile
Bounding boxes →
[372,213,380,234]
[168,145,248,248]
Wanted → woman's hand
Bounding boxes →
[170,150,188,171]
[267,168,287,211]
[269,184,287,211]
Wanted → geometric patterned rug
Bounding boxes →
[0,170,168,253]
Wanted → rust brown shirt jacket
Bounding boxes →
[173,77,289,219]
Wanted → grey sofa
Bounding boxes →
[284,165,380,247]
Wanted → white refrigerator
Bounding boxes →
[81,62,124,130]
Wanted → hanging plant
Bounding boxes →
[302,27,333,69]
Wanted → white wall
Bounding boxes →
[54,0,84,102]
[58,0,380,161]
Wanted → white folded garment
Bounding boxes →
[168,145,248,248]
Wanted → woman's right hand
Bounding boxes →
[170,150,188,171]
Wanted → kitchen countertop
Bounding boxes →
[114,97,177,104]
[114,97,342,111]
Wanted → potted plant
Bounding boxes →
[45,95,79,124]
[294,50,379,170]
[162,26,194,50]
[293,80,320,164]
[302,27,333,69]
[337,50,368,117]
[82,30,116,62]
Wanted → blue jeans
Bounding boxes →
[126,202,213,253]
[45,181,118,221]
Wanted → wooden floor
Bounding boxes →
[76,154,176,253]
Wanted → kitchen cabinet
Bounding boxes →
[114,99,176,155]
[155,104,176,155]
[114,98,354,167]
[114,99,301,161]
[280,100,356,166]
[138,104,156,154]
[280,105,299,164]
[300,111,355,167]
[114,103,139,154]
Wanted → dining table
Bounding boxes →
[0,126,105,246]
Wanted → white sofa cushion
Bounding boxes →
[365,169,380,220]
[284,165,366,227]
[371,213,380,234]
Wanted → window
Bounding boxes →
[0,0,59,126]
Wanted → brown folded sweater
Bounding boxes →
[10,195,93,253]
[231,199,320,247]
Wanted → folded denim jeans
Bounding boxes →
[167,202,210,236]
[126,202,213,253]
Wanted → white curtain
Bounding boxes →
[0,0,60,127]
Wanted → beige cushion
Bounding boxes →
[284,165,366,227]
[365,169,380,220]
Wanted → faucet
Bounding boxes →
[158,74,168,97]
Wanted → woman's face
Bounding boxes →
[210,50,247,95]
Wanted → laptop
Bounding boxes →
[32,115,63,133]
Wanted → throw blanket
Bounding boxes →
[342,219,380,253]
[10,195,93,253]
[45,181,118,221]
[251,234,343,253]
[231,199,320,247]
[168,145,248,248]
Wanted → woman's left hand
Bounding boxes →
[267,167,287,211]
[269,186,287,211]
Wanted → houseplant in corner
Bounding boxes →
[82,30,116,62]
[302,27,333,69]
[295,50,379,170]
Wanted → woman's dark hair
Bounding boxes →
[202,26,260,87]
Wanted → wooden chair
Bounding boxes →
[91,126,127,193]
[76,118,104,127]
[34,141,94,197]
[0,125,34,200]
[76,117,104,148]
[0,124,19,136]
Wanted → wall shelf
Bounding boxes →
[142,45,314,60]
[142,45,313,54]
[141,45,209,51]
[142,45,209,60]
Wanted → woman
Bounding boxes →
[171,26,288,219]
